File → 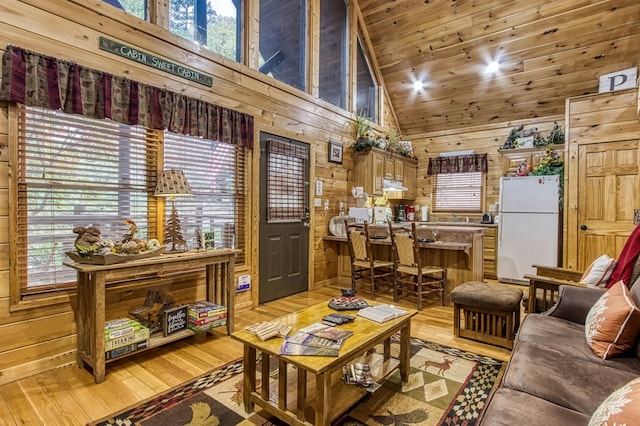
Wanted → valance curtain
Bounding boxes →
[0,45,254,148]
[427,153,488,175]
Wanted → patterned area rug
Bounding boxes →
[92,336,505,426]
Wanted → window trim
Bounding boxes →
[7,103,249,311]
[431,171,485,213]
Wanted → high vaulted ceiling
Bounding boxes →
[358,0,640,135]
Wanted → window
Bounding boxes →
[318,0,347,109]
[163,132,246,261]
[356,37,377,122]
[258,0,307,91]
[103,0,148,20]
[169,0,242,62]
[14,106,246,296]
[432,172,483,212]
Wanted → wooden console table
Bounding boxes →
[64,249,239,383]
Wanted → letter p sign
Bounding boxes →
[599,68,637,93]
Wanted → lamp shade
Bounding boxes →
[154,169,193,197]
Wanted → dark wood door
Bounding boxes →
[259,133,310,303]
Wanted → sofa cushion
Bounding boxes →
[585,281,640,359]
[515,314,640,374]
[480,388,591,426]
[580,254,616,287]
[589,377,640,426]
[502,341,640,415]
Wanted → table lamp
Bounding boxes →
[154,169,192,251]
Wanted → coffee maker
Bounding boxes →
[395,205,406,222]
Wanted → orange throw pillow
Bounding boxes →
[589,377,640,425]
[585,281,640,359]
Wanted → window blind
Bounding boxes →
[163,132,246,262]
[17,106,159,292]
[432,172,483,212]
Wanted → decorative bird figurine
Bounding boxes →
[370,408,429,426]
[184,401,219,426]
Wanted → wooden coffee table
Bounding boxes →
[231,301,417,425]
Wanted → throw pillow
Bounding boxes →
[580,255,617,287]
[589,377,640,426]
[584,281,640,359]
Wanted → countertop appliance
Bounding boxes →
[348,207,370,224]
[481,212,493,224]
[497,175,560,284]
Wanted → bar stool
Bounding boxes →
[389,222,446,310]
[345,221,395,299]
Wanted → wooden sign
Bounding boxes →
[162,305,188,337]
[99,36,213,87]
[598,67,637,93]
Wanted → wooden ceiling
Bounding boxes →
[358,0,640,135]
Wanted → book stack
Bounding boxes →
[187,301,227,332]
[104,318,150,360]
[244,320,292,341]
[279,323,354,356]
[343,362,381,393]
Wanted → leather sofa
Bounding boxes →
[479,282,640,424]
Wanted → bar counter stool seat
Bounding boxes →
[345,221,395,299]
[389,222,446,310]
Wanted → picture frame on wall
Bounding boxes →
[328,141,343,164]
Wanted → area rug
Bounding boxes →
[92,336,505,426]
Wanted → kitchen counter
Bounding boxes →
[324,226,485,303]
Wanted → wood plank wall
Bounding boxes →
[405,116,564,220]
[0,0,400,384]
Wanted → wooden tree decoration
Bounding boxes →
[164,203,187,251]
[194,227,203,251]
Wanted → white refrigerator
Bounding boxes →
[497,175,560,284]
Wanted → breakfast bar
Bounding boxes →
[324,224,486,303]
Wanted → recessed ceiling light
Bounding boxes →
[413,80,425,91]
[485,61,500,74]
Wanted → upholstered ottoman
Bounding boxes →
[451,282,523,349]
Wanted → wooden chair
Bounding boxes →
[389,222,446,310]
[344,221,395,299]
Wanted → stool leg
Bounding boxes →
[453,304,461,336]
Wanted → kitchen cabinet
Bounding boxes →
[355,148,385,196]
[355,148,417,198]
[403,163,417,200]
[483,227,498,279]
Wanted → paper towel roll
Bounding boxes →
[420,205,429,222]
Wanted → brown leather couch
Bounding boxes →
[479,282,640,425]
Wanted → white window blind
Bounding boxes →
[432,172,483,212]
[163,132,246,262]
[17,106,159,292]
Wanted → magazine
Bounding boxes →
[310,327,354,342]
[342,363,381,393]
[279,341,339,357]
[285,332,345,350]
[357,304,408,323]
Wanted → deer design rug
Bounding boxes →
[92,336,505,426]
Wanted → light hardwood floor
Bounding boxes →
[0,283,521,425]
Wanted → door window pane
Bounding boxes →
[319,0,347,109]
[258,0,307,91]
[169,0,242,62]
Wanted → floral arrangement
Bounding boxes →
[73,219,162,258]
[348,113,415,158]
[499,122,564,151]
[512,147,564,202]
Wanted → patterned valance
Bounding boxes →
[427,153,488,175]
[0,45,254,149]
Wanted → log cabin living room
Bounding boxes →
[1,0,640,424]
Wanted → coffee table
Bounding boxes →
[231,301,417,425]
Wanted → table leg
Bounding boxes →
[76,272,88,368]
[315,372,331,426]
[297,368,307,422]
[400,321,411,382]
[244,346,257,413]
[93,271,107,384]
